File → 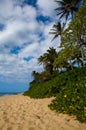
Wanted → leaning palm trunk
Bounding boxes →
[76,19,86,66]
[80,44,86,65]
[77,39,85,66]
[80,46,85,65]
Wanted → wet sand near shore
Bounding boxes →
[0,94,86,130]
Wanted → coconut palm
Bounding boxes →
[32,71,39,81]
[49,21,65,41]
[55,0,81,20]
[61,1,86,65]
[49,0,82,41]
[38,47,57,74]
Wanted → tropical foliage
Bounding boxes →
[24,66,86,122]
[55,0,81,20]
[38,47,57,74]
[60,2,86,64]
[49,21,65,41]
[49,66,86,122]
[24,0,86,123]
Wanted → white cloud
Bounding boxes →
[37,0,57,17]
[0,0,14,18]
[0,0,59,84]
[0,20,39,47]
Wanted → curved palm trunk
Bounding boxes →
[81,45,86,66]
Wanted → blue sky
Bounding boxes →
[0,0,60,92]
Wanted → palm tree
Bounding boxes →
[32,71,39,81]
[49,21,65,41]
[49,0,82,41]
[55,0,81,21]
[61,1,86,65]
[38,47,57,74]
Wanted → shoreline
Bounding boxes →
[0,92,23,96]
[0,94,86,130]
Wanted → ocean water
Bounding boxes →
[0,92,23,96]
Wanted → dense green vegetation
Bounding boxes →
[24,66,86,122]
[24,0,86,122]
[49,66,86,122]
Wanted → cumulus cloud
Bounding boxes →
[0,0,14,19]
[0,0,59,84]
[37,0,57,17]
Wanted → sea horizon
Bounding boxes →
[0,92,23,96]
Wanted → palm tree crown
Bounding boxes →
[55,0,81,20]
[49,21,65,41]
[38,47,57,74]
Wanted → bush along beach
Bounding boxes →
[49,67,86,122]
[24,1,86,123]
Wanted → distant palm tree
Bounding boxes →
[38,47,57,74]
[55,0,81,20]
[49,21,65,41]
[32,71,39,81]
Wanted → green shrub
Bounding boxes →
[24,66,86,122]
[48,66,86,122]
[49,81,86,122]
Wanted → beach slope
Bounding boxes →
[0,94,86,130]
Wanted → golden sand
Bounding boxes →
[0,94,86,130]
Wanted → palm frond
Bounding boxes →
[51,34,59,42]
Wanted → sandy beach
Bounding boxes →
[0,95,86,130]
